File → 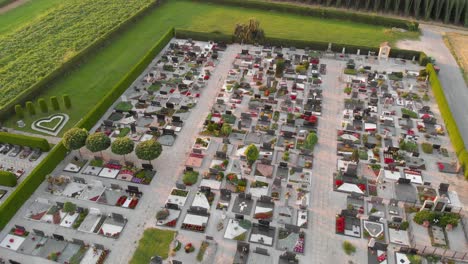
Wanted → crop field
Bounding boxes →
[2,0,419,135]
[0,0,153,108]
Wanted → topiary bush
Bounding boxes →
[14,104,24,119]
[0,171,17,187]
[50,96,60,111]
[342,241,356,255]
[26,101,35,115]
[63,94,71,109]
[38,98,48,113]
[183,171,199,186]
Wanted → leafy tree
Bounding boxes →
[50,96,60,110]
[234,18,265,44]
[221,123,232,137]
[63,94,71,108]
[135,139,162,166]
[26,101,36,115]
[63,128,88,158]
[111,137,134,161]
[244,144,259,166]
[15,105,24,119]
[304,132,318,150]
[38,98,48,113]
[86,132,111,158]
[275,59,285,77]
[63,202,77,214]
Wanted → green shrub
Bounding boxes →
[14,105,24,119]
[38,98,48,113]
[26,101,36,115]
[421,142,433,154]
[0,132,50,151]
[0,171,17,187]
[0,143,67,229]
[183,171,199,186]
[401,108,418,118]
[63,94,71,109]
[419,52,429,66]
[342,241,356,255]
[50,96,60,111]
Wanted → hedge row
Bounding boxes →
[0,143,68,229]
[76,28,175,130]
[192,0,419,30]
[0,0,165,121]
[175,29,424,61]
[0,171,17,187]
[0,132,50,151]
[426,64,468,178]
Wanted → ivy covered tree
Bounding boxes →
[111,137,134,162]
[135,139,162,167]
[63,128,88,158]
[234,18,265,44]
[244,144,259,166]
[86,132,111,158]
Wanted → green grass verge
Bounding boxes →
[130,228,175,264]
[2,0,419,135]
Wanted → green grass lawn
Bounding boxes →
[3,0,419,136]
[0,0,62,35]
[130,228,175,264]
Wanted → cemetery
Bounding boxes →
[1,29,468,263]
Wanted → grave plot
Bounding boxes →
[277,202,294,225]
[249,177,270,198]
[363,219,385,242]
[254,196,275,220]
[185,151,205,169]
[181,207,210,233]
[367,200,387,219]
[191,187,215,211]
[78,208,104,233]
[224,218,252,241]
[254,162,274,179]
[63,158,88,173]
[216,189,232,210]
[232,193,255,216]
[158,128,178,146]
[276,225,305,254]
[276,162,290,181]
[249,247,273,263]
[0,228,28,251]
[98,214,127,238]
[270,178,282,201]
[77,181,106,202]
[156,207,180,228]
[249,221,276,247]
[182,168,200,186]
[40,204,67,225]
[82,160,104,176]
[225,173,247,194]
[288,167,311,185]
[336,209,361,238]
[297,209,308,228]
[166,188,189,208]
[25,199,52,221]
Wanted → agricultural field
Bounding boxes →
[2,0,419,135]
[444,32,468,85]
[0,0,153,108]
[0,0,62,35]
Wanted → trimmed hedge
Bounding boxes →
[50,96,60,111]
[175,29,423,61]
[0,171,17,187]
[192,0,419,30]
[426,64,465,155]
[0,0,166,121]
[38,98,48,113]
[0,143,67,229]
[76,27,175,130]
[63,94,71,109]
[26,101,35,115]
[14,105,24,119]
[0,132,51,151]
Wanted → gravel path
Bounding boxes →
[397,24,468,149]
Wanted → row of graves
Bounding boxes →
[45,174,143,210]
[154,45,328,263]
[0,225,108,263]
[95,39,223,147]
[334,62,467,263]
[24,198,127,239]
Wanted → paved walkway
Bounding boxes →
[397,24,468,149]
[6,128,62,144]
[0,0,28,14]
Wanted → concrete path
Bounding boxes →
[0,0,28,14]
[397,24,468,149]
[6,128,62,144]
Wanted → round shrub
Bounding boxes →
[0,171,17,187]
[156,209,170,220]
[183,171,199,186]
